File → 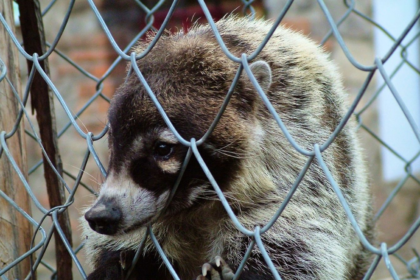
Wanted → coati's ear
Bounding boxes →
[249,61,272,93]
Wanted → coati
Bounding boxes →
[82,16,374,280]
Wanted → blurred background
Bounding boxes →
[5,0,420,279]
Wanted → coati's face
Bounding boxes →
[84,91,240,236]
[85,128,187,235]
[84,35,272,236]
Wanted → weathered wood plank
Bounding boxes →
[0,0,33,278]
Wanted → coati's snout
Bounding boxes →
[84,169,174,236]
[85,197,122,235]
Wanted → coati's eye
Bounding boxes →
[153,142,174,160]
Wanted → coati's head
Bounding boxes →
[84,30,272,236]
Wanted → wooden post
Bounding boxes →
[0,0,33,279]
[16,0,74,279]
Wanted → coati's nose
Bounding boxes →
[85,199,122,235]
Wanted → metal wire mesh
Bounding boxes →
[0,0,420,279]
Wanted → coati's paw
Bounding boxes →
[196,256,235,280]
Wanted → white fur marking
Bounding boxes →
[156,190,170,211]
[159,129,178,144]
[130,136,144,154]
[158,160,181,174]
[97,171,160,232]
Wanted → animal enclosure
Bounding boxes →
[0,0,419,279]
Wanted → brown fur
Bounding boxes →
[82,16,374,280]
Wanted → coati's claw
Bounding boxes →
[198,256,234,280]
[119,251,127,270]
[202,263,212,277]
[215,256,222,267]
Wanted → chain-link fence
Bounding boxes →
[0,0,420,279]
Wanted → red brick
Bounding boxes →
[56,64,80,77]
[89,63,114,78]
[97,96,111,114]
[281,18,311,35]
[58,34,111,50]
[68,50,117,63]
[78,81,97,98]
